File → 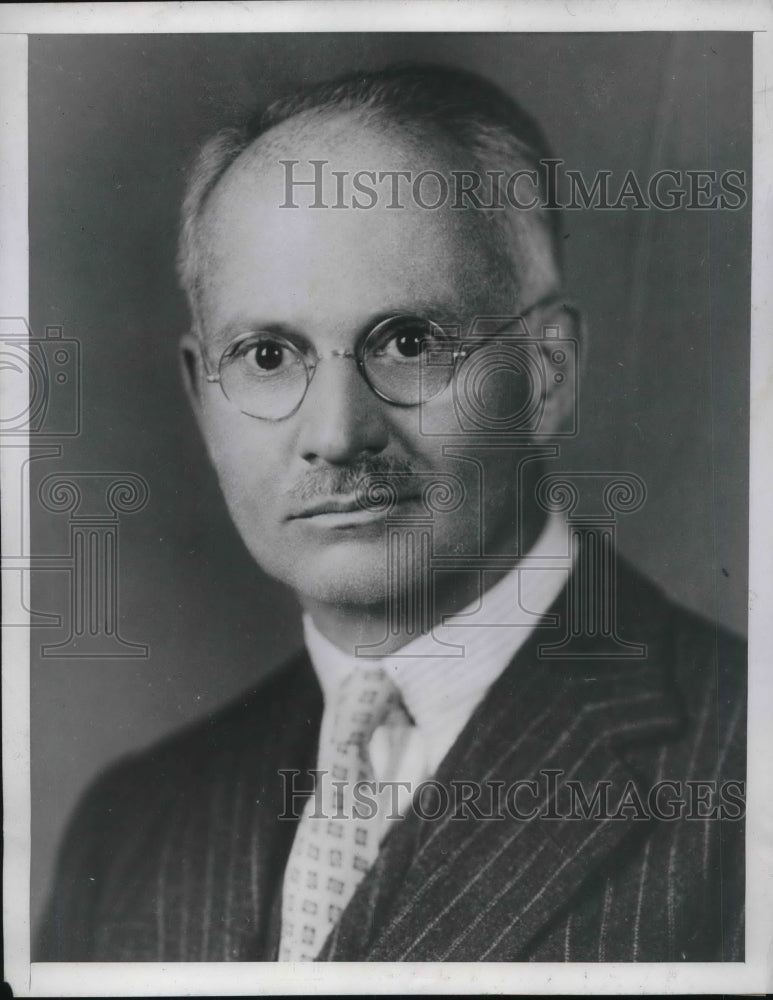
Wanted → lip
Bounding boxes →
[290,496,374,518]
[288,493,421,523]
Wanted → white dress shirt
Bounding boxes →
[302,511,572,829]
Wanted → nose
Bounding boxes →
[295,355,390,465]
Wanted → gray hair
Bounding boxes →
[177,63,562,333]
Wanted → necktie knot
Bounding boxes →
[333,666,402,750]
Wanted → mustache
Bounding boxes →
[288,456,418,503]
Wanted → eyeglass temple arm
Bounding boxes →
[192,334,221,382]
[453,291,572,351]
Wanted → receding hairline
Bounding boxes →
[193,109,519,329]
[203,103,506,215]
[178,65,562,333]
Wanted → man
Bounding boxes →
[38,64,745,962]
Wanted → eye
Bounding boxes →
[225,335,304,377]
[251,341,285,371]
[390,325,425,358]
[369,317,449,362]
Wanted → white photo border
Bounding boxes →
[2,1,771,996]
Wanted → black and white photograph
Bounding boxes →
[1,2,771,996]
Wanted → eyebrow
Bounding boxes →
[208,299,468,349]
[210,319,303,350]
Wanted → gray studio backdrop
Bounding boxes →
[29,33,750,941]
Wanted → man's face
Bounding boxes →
[186,114,545,610]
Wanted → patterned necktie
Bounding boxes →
[278,666,408,961]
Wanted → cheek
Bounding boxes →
[198,403,288,521]
[417,350,543,439]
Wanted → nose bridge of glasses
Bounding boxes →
[307,347,374,403]
[326,348,357,360]
[304,347,360,383]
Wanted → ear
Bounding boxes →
[532,299,583,439]
[179,332,207,424]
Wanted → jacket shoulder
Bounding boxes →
[115,649,317,783]
[36,651,320,960]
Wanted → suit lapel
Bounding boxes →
[320,563,684,961]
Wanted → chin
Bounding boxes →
[277,540,393,609]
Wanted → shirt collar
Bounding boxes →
[303,511,571,772]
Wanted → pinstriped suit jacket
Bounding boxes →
[37,559,746,962]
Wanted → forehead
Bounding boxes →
[196,111,511,342]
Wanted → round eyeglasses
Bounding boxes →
[198,298,561,421]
